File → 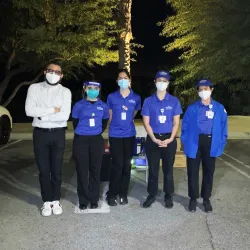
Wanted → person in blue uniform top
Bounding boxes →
[141,70,183,208]
[72,81,109,210]
[106,69,141,206]
[181,79,228,213]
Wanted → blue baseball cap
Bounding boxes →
[83,81,101,87]
[197,79,213,87]
[155,71,170,81]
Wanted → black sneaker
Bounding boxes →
[107,197,118,206]
[79,204,87,210]
[165,196,174,209]
[119,196,128,205]
[90,203,98,209]
[188,199,197,212]
[203,199,213,213]
[143,195,156,208]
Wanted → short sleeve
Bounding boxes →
[107,94,113,110]
[72,103,80,118]
[173,98,183,116]
[141,98,150,116]
[135,96,141,111]
[103,103,109,119]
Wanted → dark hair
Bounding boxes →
[118,68,131,79]
[45,61,63,71]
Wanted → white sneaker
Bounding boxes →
[52,201,63,215]
[41,202,52,217]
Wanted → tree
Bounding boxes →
[161,0,250,104]
[118,0,133,73]
[0,0,119,106]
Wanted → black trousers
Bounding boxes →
[145,134,177,197]
[187,134,216,200]
[73,134,104,205]
[33,128,66,202]
[108,136,135,198]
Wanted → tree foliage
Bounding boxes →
[161,0,250,107]
[0,0,119,105]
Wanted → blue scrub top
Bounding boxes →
[107,90,141,138]
[198,101,213,134]
[72,99,109,136]
[141,93,183,134]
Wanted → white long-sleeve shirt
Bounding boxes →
[25,81,72,128]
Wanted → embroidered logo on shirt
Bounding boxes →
[97,107,103,110]
[129,99,136,104]
[165,106,172,110]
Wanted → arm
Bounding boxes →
[221,107,228,146]
[170,115,180,141]
[25,85,54,117]
[180,106,190,144]
[41,89,72,122]
[143,116,162,146]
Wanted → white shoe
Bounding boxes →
[52,201,63,215]
[41,202,52,217]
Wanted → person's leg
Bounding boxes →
[108,137,124,205]
[49,130,65,215]
[73,135,90,207]
[200,135,216,212]
[89,135,104,207]
[187,139,201,212]
[143,136,161,208]
[33,129,53,216]
[119,136,135,201]
[161,137,177,208]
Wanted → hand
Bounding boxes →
[152,137,163,146]
[54,107,61,113]
[159,138,173,147]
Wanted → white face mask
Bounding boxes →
[199,90,211,100]
[156,81,169,91]
[45,73,61,85]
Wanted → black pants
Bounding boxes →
[187,134,216,200]
[33,128,66,202]
[145,134,177,197]
[108,136,135,198]
[73,134,104,205]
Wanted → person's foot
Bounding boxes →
[90,203,98,209]
[203,199,213,213]
[165,196,174,209]
[143,195,156,208]
[79,204,87,210]
[119,196,128,205]
[41,202,52,217]
[188,199,197,212]
[52,201,63,215]
[107,197,118,206]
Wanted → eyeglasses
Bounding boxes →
[46,69,62,76]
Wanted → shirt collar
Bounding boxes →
[154,92,169,102]
[42,81,60,89]
[117,89,133,98]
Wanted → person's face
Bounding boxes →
[44,64,63,80]
[198,86,212,92]
[85,85,100,91]
[117,72,130,82]
[155,77,169,84]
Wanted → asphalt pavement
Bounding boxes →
[0,139,250,250]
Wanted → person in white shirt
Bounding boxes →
[25,62,71,217]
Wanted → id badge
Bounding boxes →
[89,118,95,127]
[159,115,166,123]
[121,112,127,120]
[207,111,214,119]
